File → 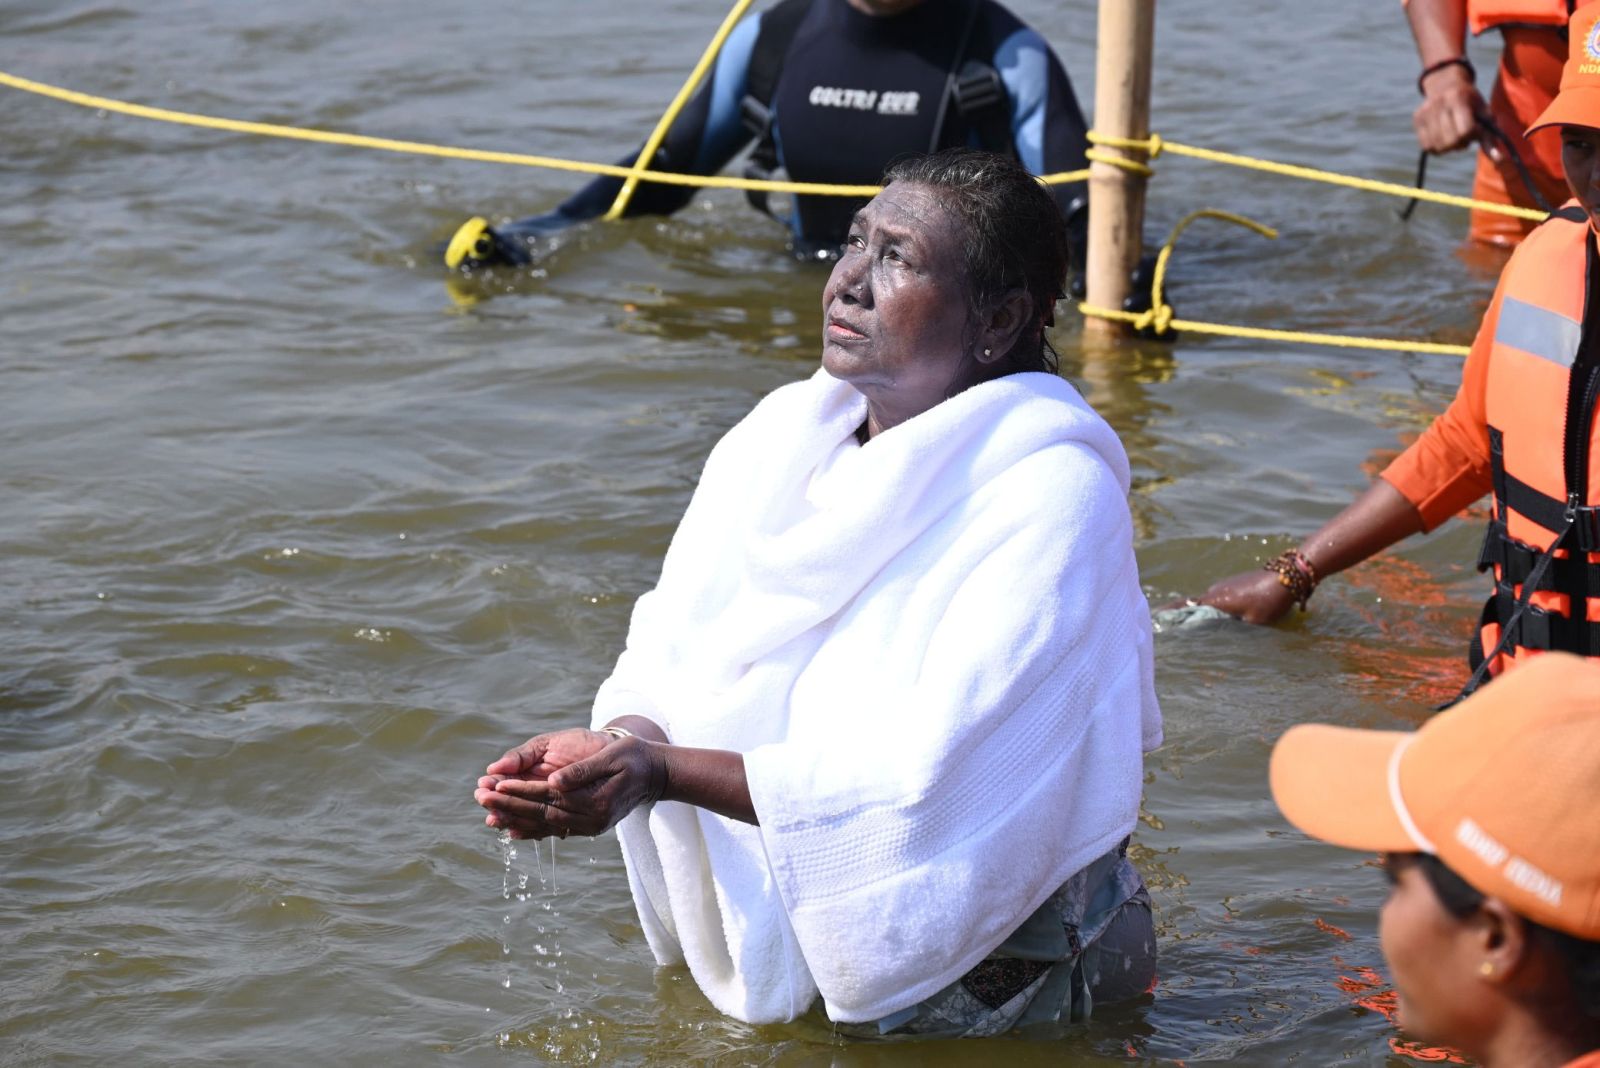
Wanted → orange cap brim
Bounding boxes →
[1269,724,1418,853]
[1527,86,1600,136]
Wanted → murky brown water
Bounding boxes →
[2,1,1518,1063]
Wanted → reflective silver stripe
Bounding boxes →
[1494,295,1581,368]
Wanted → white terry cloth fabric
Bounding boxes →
[591,366,1161,1025]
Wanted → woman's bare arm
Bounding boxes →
[1198,479,1426,624]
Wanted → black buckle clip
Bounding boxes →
[1573,503,1600,554]
[953,61,1003,117]
[739,94,773,140]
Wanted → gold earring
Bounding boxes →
[1479,961,1495,977]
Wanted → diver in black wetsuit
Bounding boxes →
[447,0,1094,271]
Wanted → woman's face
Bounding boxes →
[821,182,980,425]
[1379,856,1490,1051]
[1560,124,1600,229]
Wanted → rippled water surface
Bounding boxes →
[2,2,1517,1063]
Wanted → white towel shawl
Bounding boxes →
[591,367,1161,1025]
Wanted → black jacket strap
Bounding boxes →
[952,58,1014,156]
[742,0,812,125]
[740,0,815,219]
[1490,585,1600,657]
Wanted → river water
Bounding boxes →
[1,1,1518,1063]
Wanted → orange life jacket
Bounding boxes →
[1473,203,1600,672]
[1468,0,1572,34]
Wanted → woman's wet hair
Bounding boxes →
[1395,853,1600,1020]
[882,148,1067,376]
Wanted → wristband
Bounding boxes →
[1417,56,1475,96]
[1263,549,1320,611]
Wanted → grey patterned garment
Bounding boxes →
[835,838,1154,1039]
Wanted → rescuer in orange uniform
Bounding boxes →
[1194,0,1600,694]
[1270,654,1600,1068]
[1406,0,1572,244]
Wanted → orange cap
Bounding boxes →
[1529,0,1600,135]
[1270,653,1600,940]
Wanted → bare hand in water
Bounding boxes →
[1195,569,1297,625]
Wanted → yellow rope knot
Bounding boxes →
[1084,129,1160,178]
[1084,148,1154,177]
[1086,130,1163,157]
[1080,208,1276,337]
[1075,206,1472,355]
[1131,303,1175,335]
[1146,209,1277,330]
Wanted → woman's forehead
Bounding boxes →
[858,183,959,238]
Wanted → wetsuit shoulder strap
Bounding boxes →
[740,0,814,218]
[744,0,812,122]
[949,1,1014,156]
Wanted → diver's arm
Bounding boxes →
[481,13,763,254]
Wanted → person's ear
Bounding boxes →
[978,288,1035,364]
[1473,897,1531,986]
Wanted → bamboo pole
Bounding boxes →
[1083,0,1156,340]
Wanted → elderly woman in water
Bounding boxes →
[474,149,1162,1037]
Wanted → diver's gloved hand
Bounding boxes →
[1124,251,1176,342]
[444,210,576,270]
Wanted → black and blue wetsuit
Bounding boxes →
[482,0,1090,263]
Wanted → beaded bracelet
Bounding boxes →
[1417,56,1475,96]
[1263,549,1319,611]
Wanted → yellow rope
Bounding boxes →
[1148,209,1277,334]
[603,0,757,220]
[0,57,1529,357]
[0,62,1541,224]
[1079,205,1471,354]
[1084,148,1154,177]
[1081,208,1274,336]
[0,68,1085,197]
[1074,304,1472,356]
[1087,130,1546,222]
[1039,167,1092,185]
[1077,207,1470,356]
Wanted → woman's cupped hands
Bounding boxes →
[474,729,666,840]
